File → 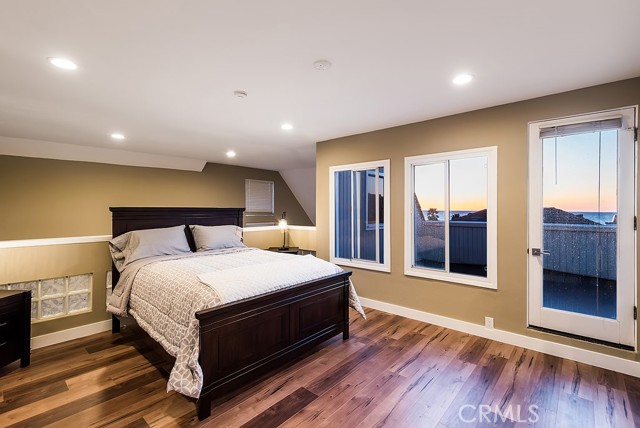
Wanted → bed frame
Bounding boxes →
[110,207,352,420]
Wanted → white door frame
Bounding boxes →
[527,107,637,347]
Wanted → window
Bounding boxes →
[405,147,497,288]
[0,274,93,321]
[330,160,390,272]
[245,179,274,214]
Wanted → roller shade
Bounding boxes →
[245,179,274,213]
[539,117,622,138]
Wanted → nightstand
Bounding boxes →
[0,290,31,369]
[266,247,316,256]
[267,246,300,255]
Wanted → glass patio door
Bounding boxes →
[528,107,636,347]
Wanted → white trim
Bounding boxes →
[31,319,112,350]
[404,146,497,289]
[333,259,392,273]
[0,136,206,171]
[0,228,317,246]
[242,225,316,232]
[0,235,111,249]
[359,297,640,378]
[289,225,317,231]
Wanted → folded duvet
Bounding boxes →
[198,254,342,303]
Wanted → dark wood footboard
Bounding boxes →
[194,271,352,420]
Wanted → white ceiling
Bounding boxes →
[1,1,639,172]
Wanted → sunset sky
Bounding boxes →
[415,156,487,212]
[542,130,617,213]
[414,129,618,215]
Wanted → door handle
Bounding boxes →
[531,248,550,256]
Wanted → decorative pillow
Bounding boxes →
[109,225,191,272]
[189,225,245,252]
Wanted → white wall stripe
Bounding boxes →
[243,225,316,232]
[0,235,111,249]
[0,227,316,248]
[359,297,640,378]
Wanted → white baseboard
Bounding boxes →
[31,319,113,350]
[359,297,640,378]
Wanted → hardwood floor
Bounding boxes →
[0,308,638,427]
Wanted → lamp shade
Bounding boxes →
[278,218,288,230]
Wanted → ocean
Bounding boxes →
[422,210,616,225]
[572,212,616,225]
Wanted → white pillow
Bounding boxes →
[109,225,191,272]
[189,225,245,251]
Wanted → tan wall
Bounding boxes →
[0,156,311,240]
[0,156,311,336]
[316,77,640,362]
[0,242,112,337]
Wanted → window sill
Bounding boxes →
[404,267,496,289]
[331,258,390,273]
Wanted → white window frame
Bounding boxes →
[404,147,498,289]
[527,107,637,347]
[365,170,385,231]
[329,159,391,272]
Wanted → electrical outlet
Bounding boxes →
[485,316,494,329]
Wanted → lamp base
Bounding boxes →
[278,246,289,251]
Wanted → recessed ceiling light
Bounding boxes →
[110,133,126,141]
[48,57,78,70]
[281,123,293,131]
[226,150,236,158]
[453,73,473,85]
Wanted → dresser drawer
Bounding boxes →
[0,290,31,368]
[0,309,22,367]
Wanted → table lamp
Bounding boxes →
[278,211,288,250]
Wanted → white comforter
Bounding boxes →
[107,247,364,398]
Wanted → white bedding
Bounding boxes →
[107,247,364,398]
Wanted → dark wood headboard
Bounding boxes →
[110,207,244,237]
[109,207,245,290]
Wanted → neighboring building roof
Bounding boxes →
[542,207,599,225]
[450,207,600,225]
[452,209,487,222]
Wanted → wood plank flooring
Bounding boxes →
[0,308,638,427]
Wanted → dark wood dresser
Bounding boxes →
[0,290,31,368]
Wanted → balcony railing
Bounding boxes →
[415,221,616,280]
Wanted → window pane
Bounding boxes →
[332,161,388,270]
[353,169,377,262]
[334,170,352,259]
[414,163,445,270]
[449,157,488,277]
[378,167,384,264]
[541,131,617,319]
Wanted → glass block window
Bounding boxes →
[0,274,93,322]
[106,270,113,305]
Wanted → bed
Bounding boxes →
[108,207,355,420]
